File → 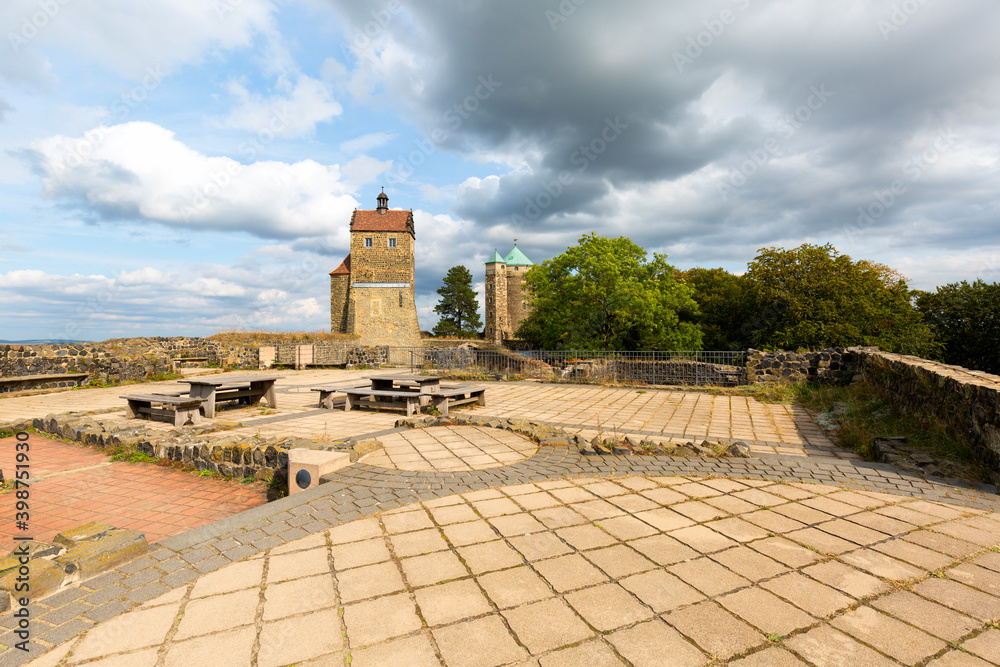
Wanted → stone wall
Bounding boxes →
[853,348,1000,481]
[349,285,422,348]
[345,346,389,368]
[0,337,259,392]
[745,348,857,384]
[330,273,350,334]
[350,229,414,284]
[102,337,258,369]
[0,343,170,393]
[484,263,508,343]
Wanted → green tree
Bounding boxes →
[433,265,483,337]
[679,267,752,350]
[917,280,1000,374]
[743,243,937,354]
[515,233,702,350]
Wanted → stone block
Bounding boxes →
[727,442,751,458]
[0,543,62,577]
[54,522,116,547]
[288,449,351,495]
[0,557,67,600]
[56,529,148,580]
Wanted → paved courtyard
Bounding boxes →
[0,370,854,460]
[2,370,999,666]
[10,473,1000,666]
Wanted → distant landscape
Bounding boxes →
[0,340,85,345]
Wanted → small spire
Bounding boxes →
[376,187,389,214]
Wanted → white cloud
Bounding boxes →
[224,73,342,138]
[25,121,360,239]
[2,0,276,85]
[339,131,395,155]
[0,250,334,339]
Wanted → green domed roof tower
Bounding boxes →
[485,242,534,344]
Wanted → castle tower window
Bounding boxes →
[365,237,373,248]
[399,292,403,307]
[388,238,396,248]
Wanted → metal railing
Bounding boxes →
[409,349,747,387]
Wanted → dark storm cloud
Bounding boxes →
[332,0,1000,282]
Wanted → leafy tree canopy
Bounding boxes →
[433,265,483,337]
[678,267,752,351]
[515,233,702,350]
[917,279,1000,374]
[743,243,937,355]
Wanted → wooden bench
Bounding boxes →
[311,385,367,409]
[121,394,204,427]
[341,388,425,417]
[428,386,487,415]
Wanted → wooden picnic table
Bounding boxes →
[179,375,282,418]
[365,374,443,394]
[363,374,444,407]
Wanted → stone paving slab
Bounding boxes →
[3,444,1000,666]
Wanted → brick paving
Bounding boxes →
[0,436,267,553]
[2,371,1000,665]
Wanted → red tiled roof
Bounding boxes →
[329,254,351,276]
[351,209,413,233]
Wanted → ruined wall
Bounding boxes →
[854,349,1000,480]
[0,338,258,393]
[0,343,169,393]
[745,348,857,384]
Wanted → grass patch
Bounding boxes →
[795,381,981,474]
[700,382,812,404]
[208,329,359,345]
[0,428,14,439]
[109,448,155,463]
[266,471,288,501]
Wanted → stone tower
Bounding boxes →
[484,244,533,344]
[329,191,421,347]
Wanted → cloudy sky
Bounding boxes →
[1,0,998,341]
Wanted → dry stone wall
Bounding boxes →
[854,348,1000,481]
[745,347,857,384]
[0,343,170,393]
[0,337,258,392]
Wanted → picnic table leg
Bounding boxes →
[173,407,197,428]
[319,390,332,409]
[190,385,215,418]
[406,397,415,418]
[344,393,353,412]
[434,396,449,416]
[477,390,487,407]
[124,399,142,420]
[250,380,277,409]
